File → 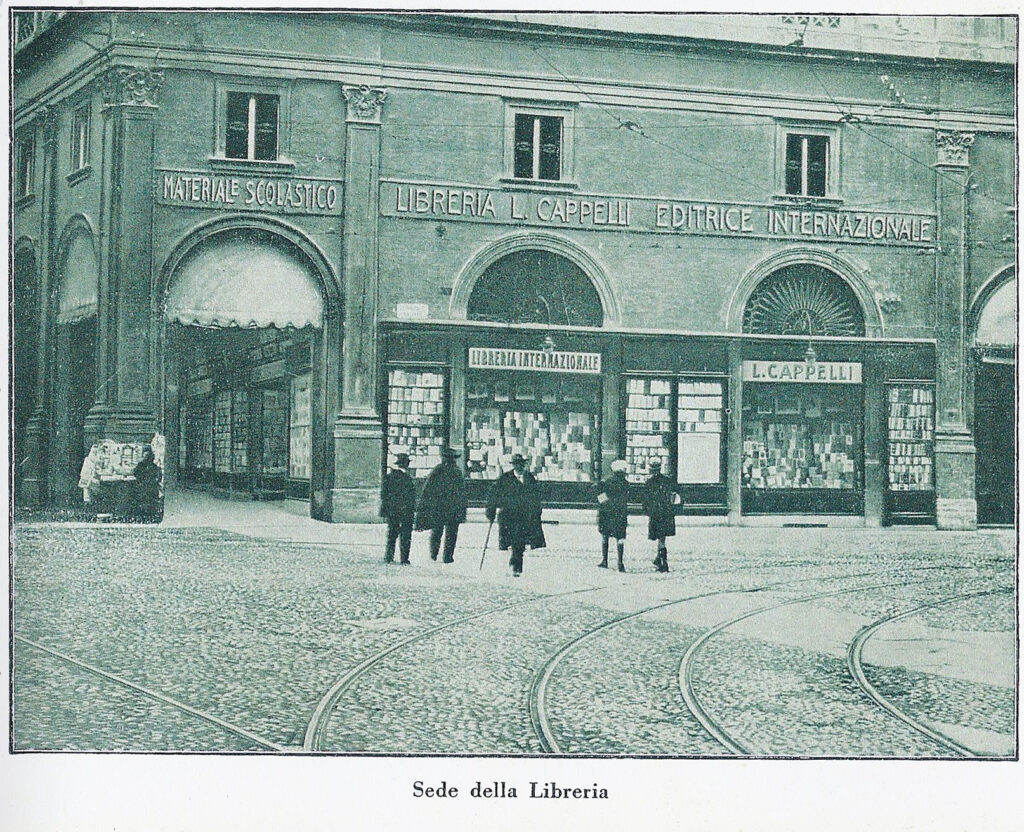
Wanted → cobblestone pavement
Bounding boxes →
[10,515,1016,757]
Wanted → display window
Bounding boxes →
[464,372,599,482]
[261,387,289,476]
[289,372,312,481]
[385,366,448,479]
[742,384,862,493]
[677,379,725,484]
[623,377,673,484]
[884,381,936,525]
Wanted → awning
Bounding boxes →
[975,279,1016,347]
[57,234,99,324]
[165,234,323,329]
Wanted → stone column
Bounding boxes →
[84,65,164,449]
[726,340,743,525]
[331,85,387,521]
[933,130,977,530]
[20,106,59,506]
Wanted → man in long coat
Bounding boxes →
[596,459,629,571]
[415,447,467,563]
[641,460,676,573]
[380,452,416,564]
[486,453,545,577]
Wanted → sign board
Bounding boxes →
[743,360,862,384]
[468,347,602,375]
[395,302,430,320]
[157,169,342,216]
[381,179,935,247]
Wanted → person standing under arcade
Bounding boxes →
[596,459,629,571]
[642,460,676,573]
[415,447,468,563]
[486,454,545,577]
[380,452,416,564]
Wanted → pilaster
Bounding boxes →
[331,84,387,521]
[933,130,977,529]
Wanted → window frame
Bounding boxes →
[503,100,577,187]
[70,104,91,174]
[16,132,35,200]
[775,121,840,202]
[212,78,292,168]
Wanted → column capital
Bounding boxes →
[935,130,975,168]
[343,84,386,125]
[101,65,164,108]
[35,104,59,146]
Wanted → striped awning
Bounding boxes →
[57,233,98,324]
[165,233,323,329]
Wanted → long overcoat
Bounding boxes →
[380,468,416,525]
[486,471,546,550]
[414,460,467,530]
[596,474,629,539]
[131,455,163,522]
[642,472,677,540]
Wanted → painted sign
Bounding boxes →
[743,360,862,384]
[157,169,342,215]
[381,179,934,247]
[469,347,602,375]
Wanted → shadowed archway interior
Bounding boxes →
[743,264,865,337]
[466,249,604,327]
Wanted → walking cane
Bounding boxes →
[479,519,495,571]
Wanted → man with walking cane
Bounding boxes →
[486,454,545,577]
[596,459,629,571]
[415,447,467,563]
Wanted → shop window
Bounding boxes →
[623,377,673,483]
[465,373,599,483]
[289,373,312,481]
[225,91,279,161]
[16,135,35,199]
[677,379,724,484]
[886,385,934,491]
[504,102,575,184]
[70,105,90,172]
[386,368,447,478]
[777,123,838,199]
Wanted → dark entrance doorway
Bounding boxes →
[975,360,1014,525]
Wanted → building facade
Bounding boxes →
[12,12,1016,527]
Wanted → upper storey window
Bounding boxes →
[777,123,840,200]
[514,114,562,181]
[70,105,90,172]
[504,101,576,186]
[225,92,279,161]
[16,134,35,199]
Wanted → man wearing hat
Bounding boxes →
[415,447,468,563]
[486,454,545,577]
[596,459,629,571]
[380,452,416,564]
[641,460,676,573]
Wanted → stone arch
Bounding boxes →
[449,232,620,327]
[52,214,99,322]
[727,248,883,337]
[969,264,1015,346]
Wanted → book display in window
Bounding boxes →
[185,395,213,471]
[231,389,249,472]
[677,379,724,484]
[886,386,934,491]
[464,374,597,482]
[742,387,859,490]
[289,373,312,481]
[213,390,232,473]
[261,387,289,476]
[386,368,447,479]
[623,377,672,484]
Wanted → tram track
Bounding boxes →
[14,634,288,752]
[846,587,1011,758]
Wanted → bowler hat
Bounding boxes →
[649,460,662,470]
[441,447,461,459]
[394,453,411,468]
[510,453,526,467]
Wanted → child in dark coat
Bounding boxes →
[642,461,676,573]
[596,459,629,571]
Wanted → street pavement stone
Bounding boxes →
[10,516,1017,757]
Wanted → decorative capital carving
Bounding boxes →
[936,130,975,167]
[101,65,164,108]
[875,291,902,314]
[343,85,386,124]
[35,105,59,146]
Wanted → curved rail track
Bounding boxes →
[14,634,288,752]
[847,587,1011,757]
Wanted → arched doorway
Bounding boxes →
[740,264,868,515]
[972,272,1015,525]
[13,242,39,493]
[161,226,335,514]
[466,249,604,327]
[53,225,99,504]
